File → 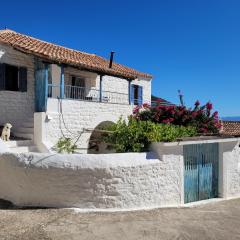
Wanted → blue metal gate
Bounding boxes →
[184,143,219,203]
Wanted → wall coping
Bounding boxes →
[153,137,240,147]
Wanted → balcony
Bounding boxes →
[48,84,130,105]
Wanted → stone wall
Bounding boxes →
[0,44,35,129]
[0,152,183,209]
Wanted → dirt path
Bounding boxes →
[1,199,240,240]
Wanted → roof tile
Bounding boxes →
[221,121,240,136]
[0,29,152,79]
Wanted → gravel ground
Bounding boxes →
[0,198,240,240]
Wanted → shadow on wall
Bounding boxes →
[88,121,115,154]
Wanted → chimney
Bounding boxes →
[109,51,115,68]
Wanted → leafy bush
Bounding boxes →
[56,137,77,154]
[133,101,221,134]
[104,118,197,152]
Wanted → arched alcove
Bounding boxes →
[87,121,115,154]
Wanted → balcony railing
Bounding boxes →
[48,84,129,105]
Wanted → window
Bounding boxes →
[70,76,86,99]
[5,64,19,91]
[130,84,143,105]
[71,76,85,88]
[0,63,27,92]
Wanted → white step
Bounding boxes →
[5,140,33,148]
[10,146,39,153]
[10,146,38,153]
[13,132,33,140]
[21,122,34,128]
[15,127,34,134]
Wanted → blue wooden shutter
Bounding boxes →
[0,63,5,90]
[19,67,27,92]
[138,86,143,105]
[35,63,49,112]
[130,84,134,104]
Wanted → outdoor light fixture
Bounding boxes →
[0,50,5,59]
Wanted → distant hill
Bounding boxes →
[222,116,240,121]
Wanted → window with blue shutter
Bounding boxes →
[138,86,143,105]
[130,84,143,105]
[130,84,134,104]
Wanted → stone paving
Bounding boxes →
[0,198,240,240]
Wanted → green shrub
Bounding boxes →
[56,137,77,154]
[104,118,197,152]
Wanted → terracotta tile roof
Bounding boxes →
[0,29,152,80]
[221,121,240,136]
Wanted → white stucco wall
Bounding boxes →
[219,141,240,198]
[35,99,133,152]
[0,44,35,129]
[1,139,240,209]
[96,75,152,104]
[0,151,182,209]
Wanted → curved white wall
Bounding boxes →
[0,152,183,209]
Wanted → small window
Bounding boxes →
[131,84,143,105]
[0,63,27,92]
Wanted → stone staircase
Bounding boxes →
[7,117,39,153]
[13,118,34,140]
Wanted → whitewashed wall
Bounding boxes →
[1,139,240,209]
[0,44,35,129]
[0,152,182,209]
[97,75,152,104]
[36,98,133,152]
[219,141,240,198]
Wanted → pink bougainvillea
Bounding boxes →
[132,101,222,134]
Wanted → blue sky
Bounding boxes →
[0,0,239,116]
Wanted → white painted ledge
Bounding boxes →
[153,137,240,147]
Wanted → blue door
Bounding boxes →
[184,143,219,203]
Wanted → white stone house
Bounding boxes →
[0,29,152,153]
